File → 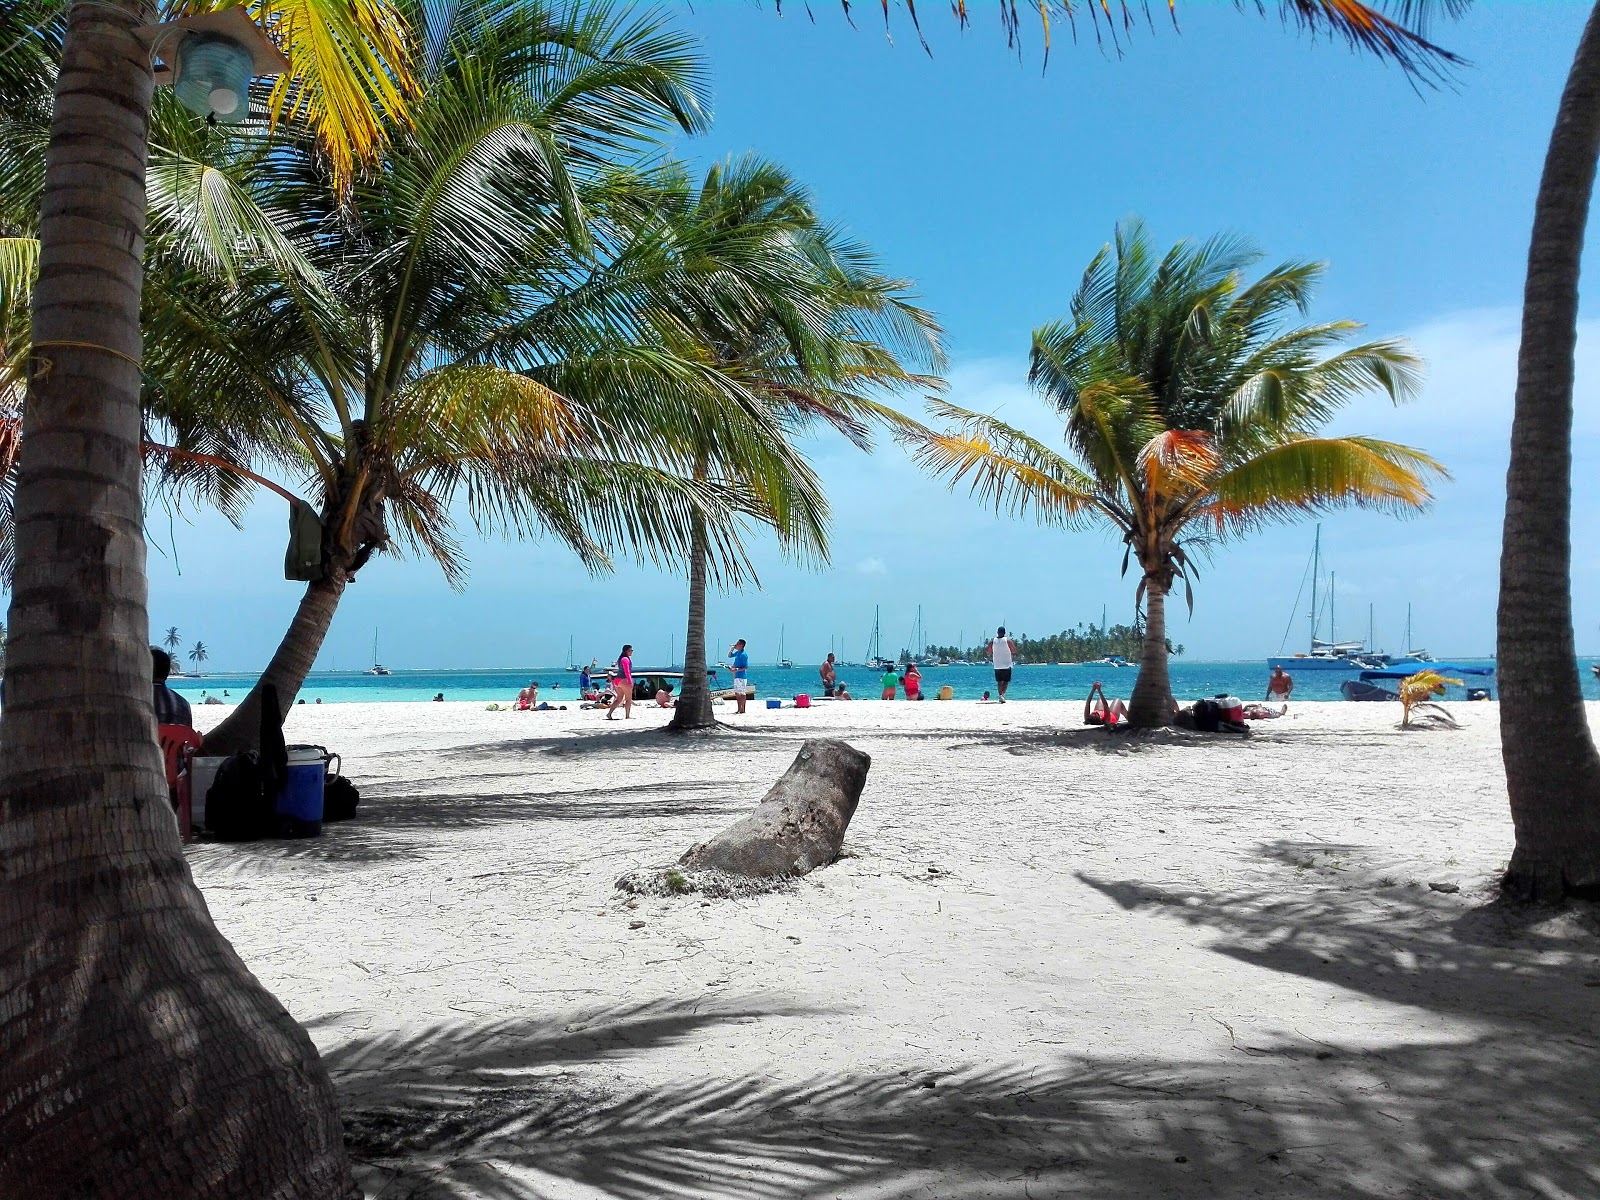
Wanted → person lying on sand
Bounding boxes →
[1242,702,1287,720]
[655,686,675,708]
[1084,682,1128,726]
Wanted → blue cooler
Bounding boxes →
[278,745,337,837]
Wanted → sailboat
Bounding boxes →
[565,635,580,671]
[368,629,390,675]
[1385,603,1435,668]
[776,625,793,669]
[865,606,894,671]
[1266,526,1369,672]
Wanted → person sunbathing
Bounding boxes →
[655,686,675,708]
[1084,681,1128,726]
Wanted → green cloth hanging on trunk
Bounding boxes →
[284,500,325,582]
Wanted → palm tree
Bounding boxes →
[187,640,208,670]
[162,625,181,652]
[154,0,743,755]
[0,3,415,1196]
[912,221,1444,726]
[1498,3,1600,900]
[637,158,944,731]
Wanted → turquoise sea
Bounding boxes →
[169,658,1524,706]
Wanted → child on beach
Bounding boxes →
[880,669,899,700]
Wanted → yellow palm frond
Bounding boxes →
[1203,435,1447,531]
[176,0,415,192]
[911,400,1107,528]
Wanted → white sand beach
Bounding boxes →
[186,700,1600,1200]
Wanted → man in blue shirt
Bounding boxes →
[729,638,750,714]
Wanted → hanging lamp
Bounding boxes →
[140,7,290,124]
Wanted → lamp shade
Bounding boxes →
[173,32,254,123]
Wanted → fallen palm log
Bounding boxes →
[617,738,871,898]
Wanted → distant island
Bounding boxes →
[919,621,1183,665]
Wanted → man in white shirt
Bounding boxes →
[987,626,1018,703]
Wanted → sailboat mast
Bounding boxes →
[1330,571,1337,644]
[1309,525,1320,647]
[1404,602,1412,653]
[1368,603,1374,652]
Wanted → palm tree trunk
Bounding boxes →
[201,573,348,756]
[1127,579,1173,727]
[668,516,716,732]
[1499,0,1600,901]
[0,5,356,1197]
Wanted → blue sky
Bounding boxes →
[145,2,1600,670]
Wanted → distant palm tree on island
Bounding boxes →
[187,641,208,675]
[912,220,1446,727]
[161,626,181,653]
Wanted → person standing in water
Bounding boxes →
[729,638,751,714]
[607,644,634,720]
[819,653,837,698]
[987,626,1018,703]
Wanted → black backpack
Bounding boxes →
[323,775,360,822]
[204,752,279,842]
[1191,698,1222,733]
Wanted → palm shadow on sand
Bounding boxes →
[330,876,1600,1200]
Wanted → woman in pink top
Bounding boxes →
[607,644,634,720]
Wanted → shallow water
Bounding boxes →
[170,657,1518,706]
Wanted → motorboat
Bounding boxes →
[1341,663,1496,702]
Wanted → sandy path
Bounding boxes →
[187,700,1600,1199]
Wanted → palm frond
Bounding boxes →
[911,399,1107,528]
[1204,435,1447,531]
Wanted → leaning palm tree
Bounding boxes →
[167,0,739,755]
[913,221,1445,726]
[0,3,415,1196]
[162,625,181,651]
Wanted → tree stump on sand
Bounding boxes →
[681,738,870,879]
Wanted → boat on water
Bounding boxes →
[776,625,793,668]
[368,629,390,676]
[1267,526,1374,673]
[1340,663,1495,702]
[864,605,895,671]
[565,636,581,671]
[1088,655,1131,668]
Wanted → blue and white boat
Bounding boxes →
[1340,663,1495,702]
[1267,526,1372,673]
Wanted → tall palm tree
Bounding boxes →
[187,639,208,669]
[618,157,945,731]
[913,221,1444,726]
[1498,3,1600,900]
[0,3,416,1196]
[155,0,739,754]
[162,625,181,651]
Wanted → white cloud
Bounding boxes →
[855,557,888,576]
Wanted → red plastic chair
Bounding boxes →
[157,724,203,843]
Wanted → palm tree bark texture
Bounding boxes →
[0,4,357,1196]
[1498,0,1600,901]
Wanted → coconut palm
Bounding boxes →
[162,625,181,651]
[163,0,755,755]
[597,157,944,731]
[0,2,417,1196]
[1497,6,1600,900]
[187,640,208,669]
[913,221,1445,726]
